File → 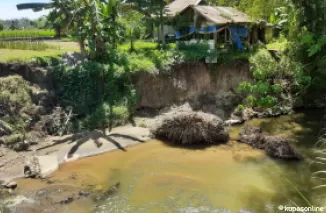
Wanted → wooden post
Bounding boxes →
[214,31,217,49]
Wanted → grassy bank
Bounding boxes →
[0,40,79,62]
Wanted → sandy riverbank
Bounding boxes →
[0,125,151,182]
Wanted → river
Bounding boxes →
[6,109,326,213]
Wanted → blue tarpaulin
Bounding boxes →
[176,26,224,38]
[176,25,248,50]
[189,27,196,33]
[229,27,246,50]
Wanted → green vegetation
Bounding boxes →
[0,49,72,62]
[0,30,55,38]
[7,0,326,132]
[3,0,326,211]
[237,49,310,109]
[0,76,33,114]
[121,42,177,73]
[1,134,24,145]
[208,0,288,21]
[51,59,136,130]
[0,41,51,51]
[0,41,79,62]
[0,76,34,141]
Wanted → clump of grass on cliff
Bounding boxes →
[0,75,33,116]
[0,76,39,147]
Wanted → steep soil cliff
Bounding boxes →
[133,59,252,119]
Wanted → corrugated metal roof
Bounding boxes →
[165,0,202,17]
[193,6,253,24]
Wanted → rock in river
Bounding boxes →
[2,181,17,190]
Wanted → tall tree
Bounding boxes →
[119,10,146,52]
[17,0,121,60]
[0,21,4,31]
[124,0,170,45]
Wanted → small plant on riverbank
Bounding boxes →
[81,103,130,130]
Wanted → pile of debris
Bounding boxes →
[151,104,229,145]
[239,125,301,160]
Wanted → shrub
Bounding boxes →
[52,60,136,131]
[178,41,216,61]
[118,41,158,52]
[118,41,176,53]
[128,53,157,73]
[0,76,33,116]
[250,49,278,80]
[237,49,311,109]
[81,103,129,129]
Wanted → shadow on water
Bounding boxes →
[243,162,317,213]
[260,109,324,146]
[157,137,228,150]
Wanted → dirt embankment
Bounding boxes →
[133,60,252,119]
[0,62,68,154]
[0,63,53,90]
[0,60,251,182]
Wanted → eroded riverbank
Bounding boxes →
[2,109,325,213]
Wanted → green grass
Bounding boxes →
[267,41,288,51]
[0,134,24,145]
[0,40,79,62]
[0,30,55,38]
[0,49,73,62]
[118,40,176,52]
[0,41,51,51]
[81,103,130,130]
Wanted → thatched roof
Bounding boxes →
[165,0,203,17]
[193,6,253,24]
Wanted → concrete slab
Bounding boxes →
[37,156,59,177]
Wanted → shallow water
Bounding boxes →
[14,109,326,213]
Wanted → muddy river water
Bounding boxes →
[9,109,326,213]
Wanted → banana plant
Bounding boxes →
[17,0,121,60]
[17,1,73,37]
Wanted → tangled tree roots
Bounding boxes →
[239,125,266,149]
[151,105,229,145]
[239,125,301,160]
[264,136,301,160]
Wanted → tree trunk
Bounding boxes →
[54,26,61,38]
[130,38,134,52]
[78,39,87,56]
[160,4,165,46]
